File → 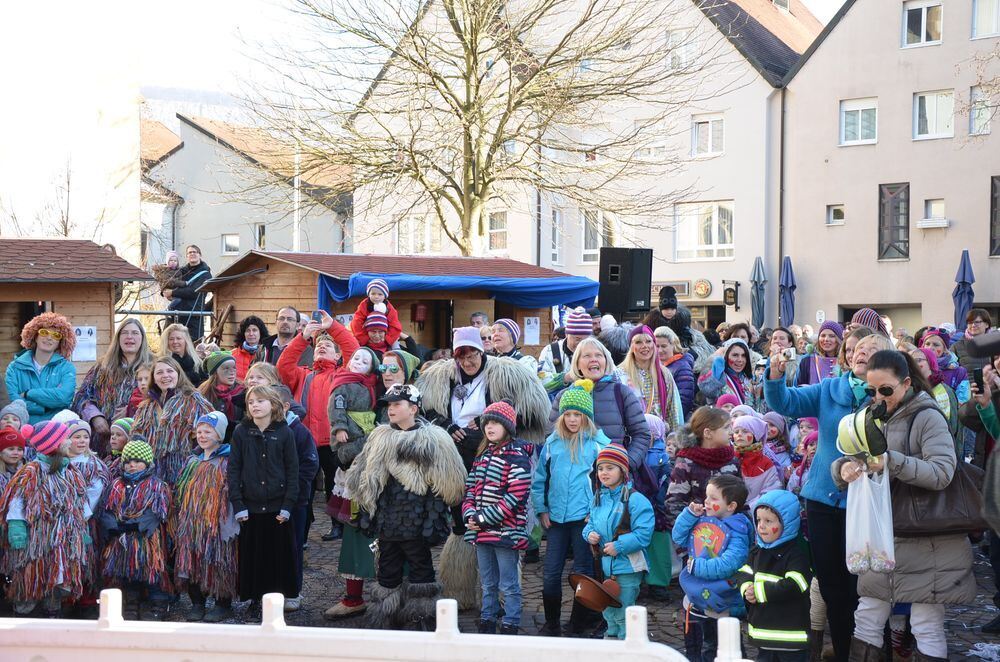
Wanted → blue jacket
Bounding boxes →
[666,352,696,419]
[582,483,654,577]
[763,373,870,508]
[753,489,801,548]
[672,506,751,615]
[532,428,610,523]
[4,350,77,424]
[286,411,320,508]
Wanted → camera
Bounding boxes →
[781,348,797,361]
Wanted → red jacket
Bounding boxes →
[231,346,256,381]
[276,324,359,447]
[350,299,402,347]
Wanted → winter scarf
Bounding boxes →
[737,445,772,477]
[330,370,377,408]
[210,382,245,424]
[676,444,735,470]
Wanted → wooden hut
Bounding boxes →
[0,239,153,382]
[200,251,598,358]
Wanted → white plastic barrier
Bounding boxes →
[0,589,751,661]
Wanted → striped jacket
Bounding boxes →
[461,439,533,550]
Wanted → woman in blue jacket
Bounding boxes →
[5,312,77,424]
[763,331,891,661]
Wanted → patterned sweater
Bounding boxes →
[461,439,533,550]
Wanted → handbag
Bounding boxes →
[890,404,987,537]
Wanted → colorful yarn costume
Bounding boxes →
[100,466,172,590]
[67,452,110,587]
[133,390,214,485]
[72,365,138,422]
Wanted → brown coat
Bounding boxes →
[833,391,976,605]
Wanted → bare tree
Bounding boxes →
[245,0,743,255]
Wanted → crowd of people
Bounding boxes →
[0,270,996,662]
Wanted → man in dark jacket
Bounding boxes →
[164,245,212,340]
[257,306,313,367]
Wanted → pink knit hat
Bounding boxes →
[733,415,767,442]
[715,394,741,409]
[453,326,484,352]
[23,421,71,456]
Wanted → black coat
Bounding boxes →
[171,261,212,311]
[228,419,299,515]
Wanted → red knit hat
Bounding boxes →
[364,312,389,330]
[0,426,25,452]
[481,399,517,438]
[597,443,630,476]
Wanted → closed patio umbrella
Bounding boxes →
[953,249,976,331]
[779,256,796,327]
[749,256,766,329]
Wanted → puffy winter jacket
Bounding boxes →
[582,483,654,577]
[531,428,610,523]
[231,346,256,382]
[228,419,299,515]
[4,350,77,424]
[350,298,402,347]
[170,261,212,311]
[462,439,533,549]
[673,506,751,615]
[663,352,696,419]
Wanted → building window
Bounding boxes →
[666,30,695,69]
[992,177,1000,256]
[254,224,266,249]
[582,209,602,263]
[913,90,954,139]
[826,204,846,225]
[903,0,942,46]
[692,115,724,156]
[974,0,1000,37]
[674,201,735,260]
[634,120,667,160]
[924,198,945,220]
[839,98,878,145]
[397,217,443,255]
[971,86,993,135]
[551,208,563,264]
[488,211,508,252]
[221,234,240,255]
[878,183,910,259]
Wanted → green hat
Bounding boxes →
[121,439,154,467]
[204,351,236,376]
[559,379,595,420]
[111,417,134,437]
[383,349,421,382]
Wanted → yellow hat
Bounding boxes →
[836,408,887,457]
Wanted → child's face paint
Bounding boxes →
[703,483,736,519]
[755,507,783,543]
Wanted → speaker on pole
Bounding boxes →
[598,247,653,315]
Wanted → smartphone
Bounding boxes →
[311,311,323,323]
[973,368,985,391]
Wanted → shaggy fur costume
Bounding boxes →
[438,532,480,608]
[416,356,550,444]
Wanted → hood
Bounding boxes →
[754,489,800,548]
[191,443,231,459]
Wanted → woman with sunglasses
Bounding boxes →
[919,329,970,404]
[5,312,77,424]
[763,332,893,660]
[835,350,974,660]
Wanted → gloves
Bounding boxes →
[235,510,249,522]
[136,510,161,536]
[373,302,387,314]
[120,520,140,533]
[83,530,92,546]
[7,520,27,549]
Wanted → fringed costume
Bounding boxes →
[68,452,110,588]
[133,389,213,485]
[173,446,238,600]
[99,467,171,590]
[73,365,137,425]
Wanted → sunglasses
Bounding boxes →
[37,329,63,340]
[864,383,901,398]
[378,364,401,374]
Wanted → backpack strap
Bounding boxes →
[299,371,317,416]
[550,340,563,372]
[902,402,948,457]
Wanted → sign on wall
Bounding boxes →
[72,326,97,362]
[523,317,541,346]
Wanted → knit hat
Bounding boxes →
[204,351,236,376]
[165,250,180,264]
[733,415,768,442]
[0,399,29,426]
[453,326,484,352]
[383,350,421,382]
[494,318,521,345]
[367,278,390,299]
[600,314,617,334]
[481,399,518,438]
[762,412,787,436]
[798,417,819,432]
[383,383,422,405]
[730,405,761,420]
[851,308,888,337]
[51,409,78,425]
[111,418,134,437]
[627,324,655,345]
[802,431,818,448]
[659,286,678,311]
[596,443,630,476]
[364,312,389,330]
[23,421,70,456]
[818,320,844,341]
[121,439,154,467]
[644,413,666,442]
[559,379,595,419]
[352,346,381,374]
[0,427,25,452]
[65,419,91,439]
[196,411,228,441]
[715,394,741,409]
[565,307,593,337]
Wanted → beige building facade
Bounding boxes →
[782,0,1000,332]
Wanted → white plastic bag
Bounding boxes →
[845,464,896,575]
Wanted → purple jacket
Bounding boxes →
[665,353,696,420]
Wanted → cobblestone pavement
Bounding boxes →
[146,505,1000,659]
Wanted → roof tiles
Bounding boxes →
[0,239,153,283]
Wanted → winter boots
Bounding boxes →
[368,581,441,631]
[849,637,886,662]
[538,593,562,636]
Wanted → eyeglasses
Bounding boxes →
[865,383,902,398]
[378,364,400,374]
[277,316,297,323]
[37,329,63,340]
[969,320,987,326]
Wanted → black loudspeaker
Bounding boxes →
[598,247,653,314]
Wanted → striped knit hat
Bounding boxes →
[565,307,593,337]
[367,278,390,299]
[65,419,91,439]
[24,421,70,456]
[111,418,135,437]
[481,399,517,438]
[121,440,154,467]
[364,312,389,330]
[596,443,630,476]
[494,318,521,345]
[559,379,595,419]
[851,308,888,337]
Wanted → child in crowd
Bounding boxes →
[65,418,110,609]
[0,400,30,461]
[105,417,134,477]
[787,431,818,496]
[729,404,759,422]
[715,394,740,414]
[154,250,184,312]
[531,379,610,636]
[672,474,752,661]
[350,278,402,352]
[732,416,781,509]
[737,490,812,660]
[643,412,673,601]
[666,407,740,527]
[228,385,299,617]
[126,364,153,417]
[0,427,26,493]
[0,422,89,616]
[762,412,792,481]
[583,443,655,640]
[463,399,533,635]
[174,412,238,623]
[100,440,171,620]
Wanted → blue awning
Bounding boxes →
[317,272,598,309]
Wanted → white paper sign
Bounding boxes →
[816,310,826,324]
[523,317,541,346]
[335,314,354,327]
[72,326,97,362]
